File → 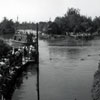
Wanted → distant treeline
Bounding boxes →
[16,22,36,30]
[0,8,100,35]
[39,8,100,35]
[0,17,37,35]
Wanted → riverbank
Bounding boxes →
[39,33,100,46]
[43,37,92,46]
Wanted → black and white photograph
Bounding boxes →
[0,0,100,100]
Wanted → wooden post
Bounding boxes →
[36,23,40,100]
[36,23,39,64]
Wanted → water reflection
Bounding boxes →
[47,37,92,47]
[39,39,100,100]
[4,63,39,100]
[91,62,100,100]
[49,46,82,60]
[47,38,95,62]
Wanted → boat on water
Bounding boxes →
[8,30,36,47]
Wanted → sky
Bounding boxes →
[0,0,100,22]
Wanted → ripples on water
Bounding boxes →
[12,63,38,100]
[11,37,100,100]
[39,38,100,100]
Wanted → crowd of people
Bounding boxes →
[0,44,37,99]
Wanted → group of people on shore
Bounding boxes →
[0,44,37,99]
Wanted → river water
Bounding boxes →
[12,37,100,100]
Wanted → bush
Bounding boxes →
[0,17,15,35]
[0,39,12,58]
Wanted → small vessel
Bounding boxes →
[7,30,36,48]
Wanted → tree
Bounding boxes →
[46,21,61,35]
[66,8,80,16]
[38,7,100,36]
[38,22,47,32]
[54,17,67,34]
[0,17,15,34]
[93,17,100,33]
[0,39,12,58]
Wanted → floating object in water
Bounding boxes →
[74,98,77,100]
[80,58,85,60]
[50,58,52,60]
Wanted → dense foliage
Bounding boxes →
[0,17,15,34]
[39,8,100,35]
[0,39,12,58]
[0,17,37,35]
[16,22,36,30]
[0,8,100,36]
